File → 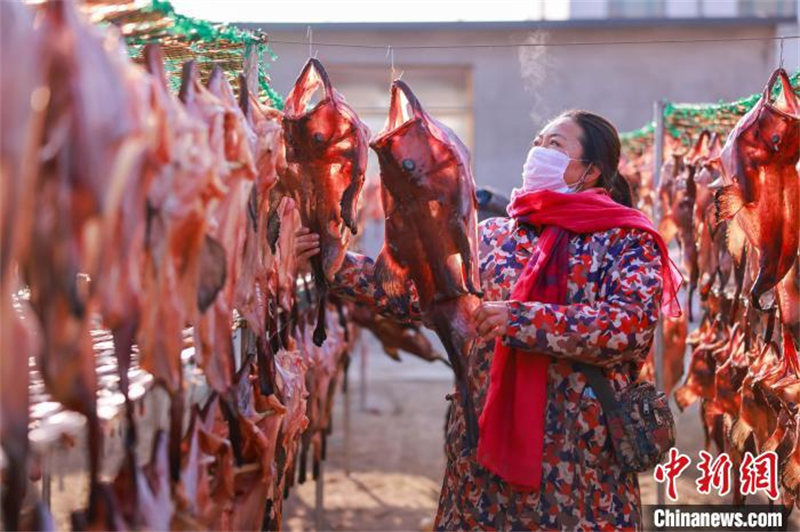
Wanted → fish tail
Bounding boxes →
[256,336,275,397]
[673,387,695,412]
[112,319,138,450]
[220,394,244,467]
[430,300,479,448]
[729,415,754,454]
[312,255,328,347]
[714,185,745,222]
[751,268,778,312]
[168,386,183,482]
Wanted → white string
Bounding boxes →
[306,25,313,58]
[269,33,800,51]
[779,37,785,68]
[385,45,395,82]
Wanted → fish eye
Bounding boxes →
[312,132,325,144]
[402,159,416,171]
[771,134,780,144]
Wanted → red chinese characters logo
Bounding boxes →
[654,447,691,501]
[739,451,779,501]
[695,450,732,497]
[654,449,781,501]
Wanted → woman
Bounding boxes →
[296,110,680,530]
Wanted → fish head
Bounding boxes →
[238,75,284,195]
[760,69,800,158]
[207,67,257,180]
[370,80,468,195]
[282,58,370,165]
[692,132,723,188]
[719,68,800,198]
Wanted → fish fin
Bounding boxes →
[374,252,407,301]
[238,74,251,119]
[726,217,748,266]
[451,221,482,298]
[729,416,754,454]
[266,206,280,254]
[782,452,800,492]
[144,45,168,89]
[247,186,258,233]
[383,347,401,361]
[673,384,699,412]
[714,185,746,222]
[178,61,198,105]
[658,216,679,245]
[451,183,482,297]
[340,173,364,235]
[206,65,225,94]
[197,235,227,312]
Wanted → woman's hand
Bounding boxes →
[295,227,320,272]
[473,301,510,342]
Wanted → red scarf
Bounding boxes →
[476,188,681,489]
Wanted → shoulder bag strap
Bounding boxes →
[576,362,620,414]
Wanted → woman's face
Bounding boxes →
[531,116,601,189]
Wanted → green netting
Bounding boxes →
[89,0,283,109]
[620,70,800,156]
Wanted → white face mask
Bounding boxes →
[519,146,591,194]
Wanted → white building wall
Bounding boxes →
[700,0,739,17]
[569,0,609,19]
[666,0,701,18]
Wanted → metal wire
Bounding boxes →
[268,34,800,51]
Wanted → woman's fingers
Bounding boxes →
[298,248,319,262]
[473,302,497,325]
[482,324,504,342]
[476,312,503,337]
[295,230,320,264]
[295,233,319,250]
[473,301,510,340]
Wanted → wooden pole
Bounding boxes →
[652,98,667,508]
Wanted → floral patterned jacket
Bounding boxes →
[330,215,663,531]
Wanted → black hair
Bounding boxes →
[559,110,634,207]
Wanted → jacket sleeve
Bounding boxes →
[501,229,664,368]
[328,252,423,323]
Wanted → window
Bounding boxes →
[608,0,666,18]
[738,0,797,17]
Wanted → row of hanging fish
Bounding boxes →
[0,1,483,529]
[0,2,344,530]
[638,68,800,510]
